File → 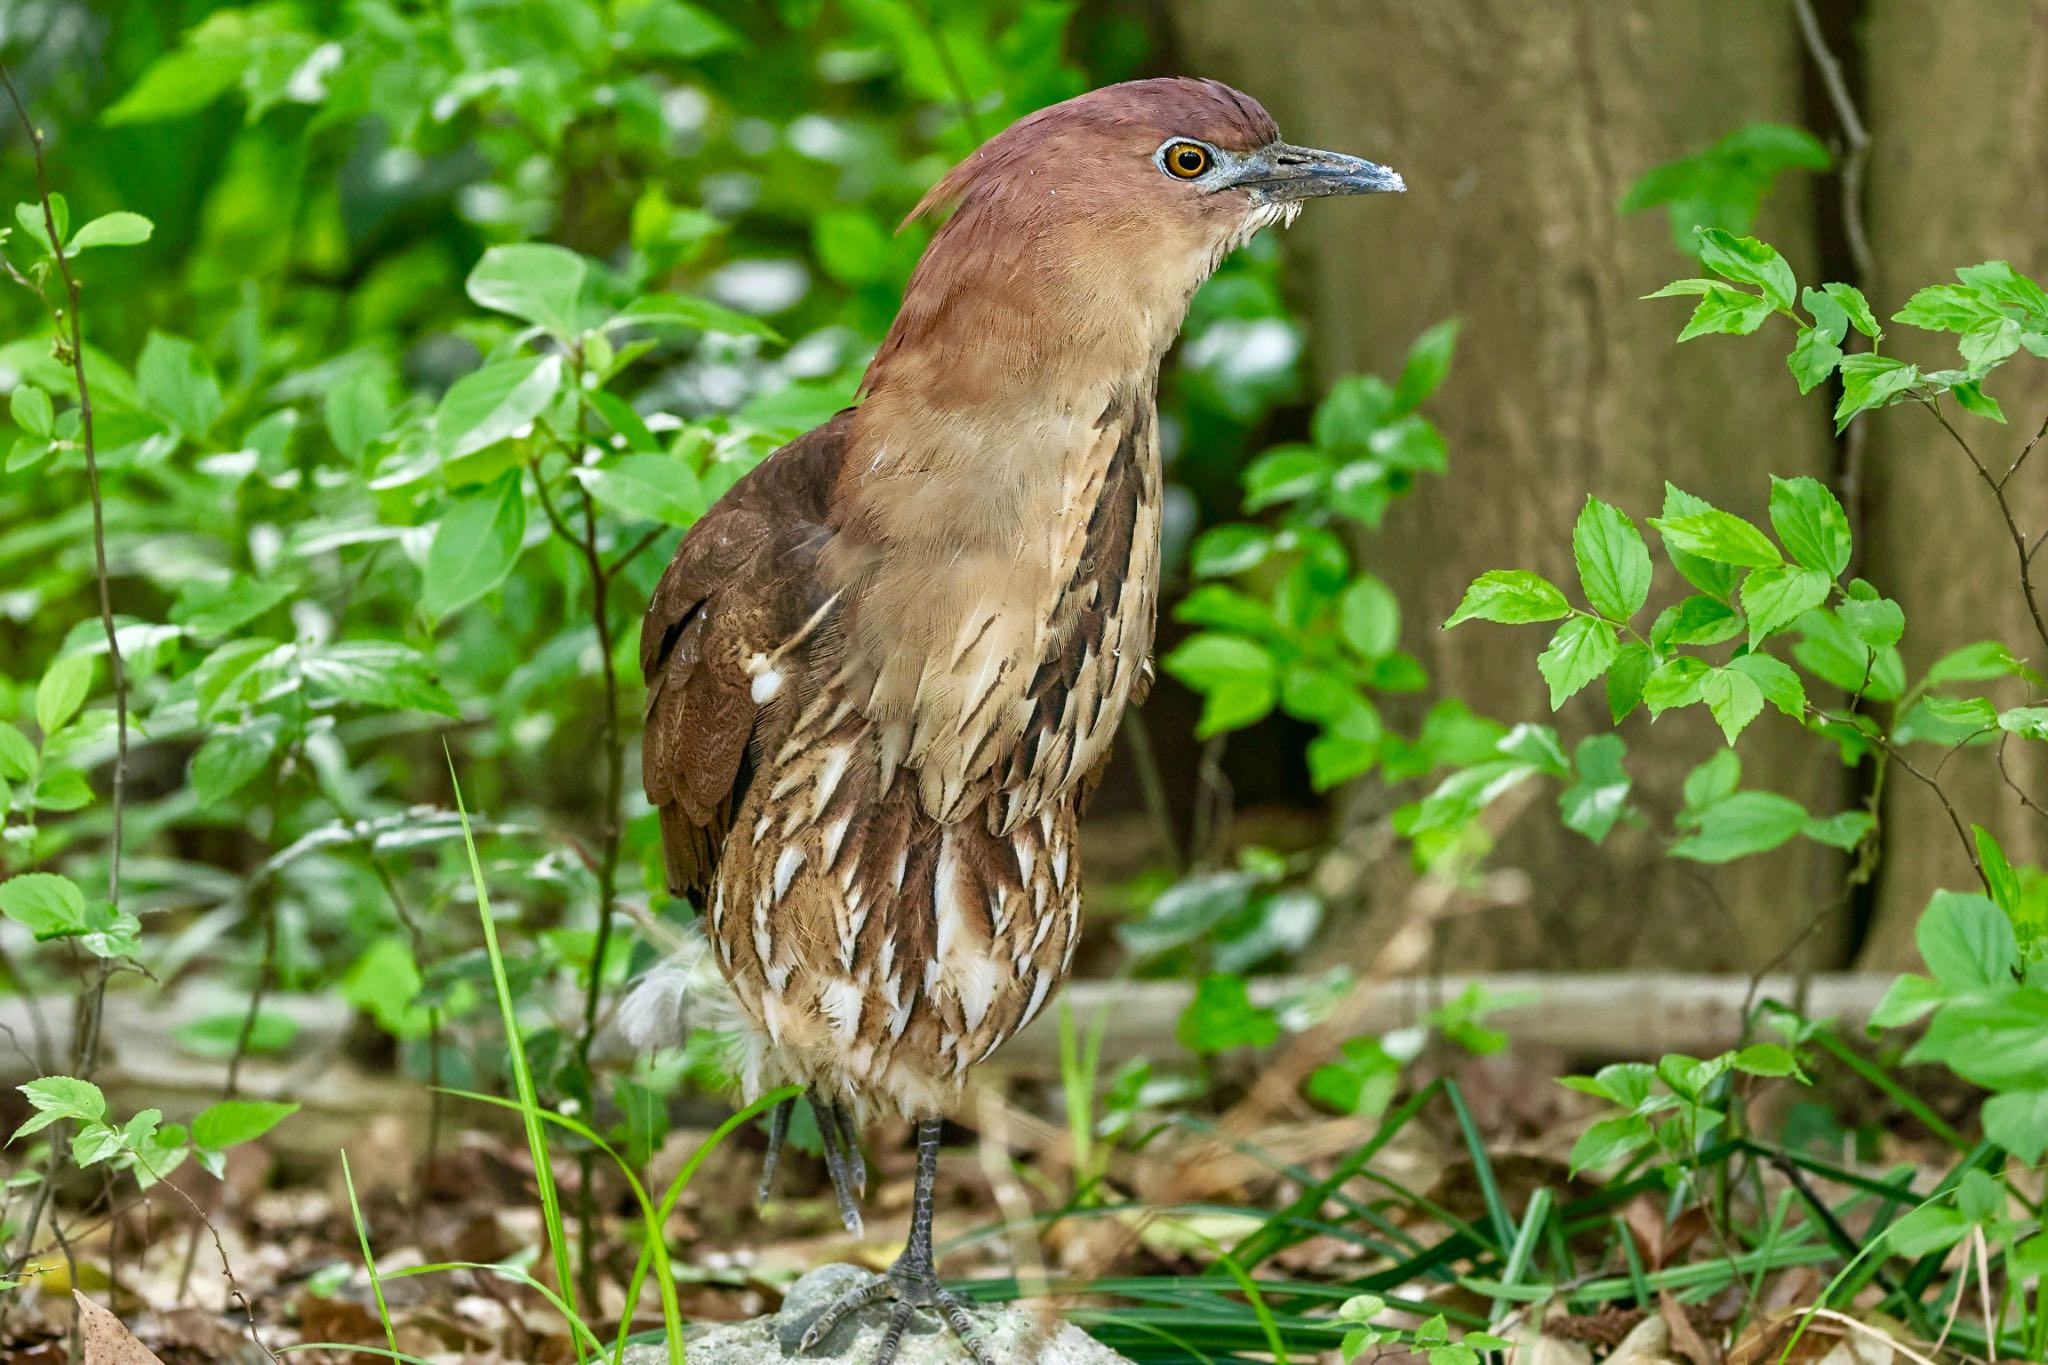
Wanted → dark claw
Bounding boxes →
[758,1096,795,1209]
[797,1266,995,1365]
[812,1092,866,1237]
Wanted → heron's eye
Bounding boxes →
[1164,142,1211,179]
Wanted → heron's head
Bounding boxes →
[873,78,1401,393]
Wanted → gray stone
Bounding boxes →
[622,1263,1133,1364]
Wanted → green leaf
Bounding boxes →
[1188,525,1272,579]
[1726,652,1806,717]
[171,578,295,636]
[103,46,242,123]
[1834,354,1919,431]
[1768,476,1851,577]
[1391,319,1460,414]
[137,331,222,437]
[1651,596,1746,650]
[433,355,564,460]
[574,453,704,527]
[191,1099,298,1151]
[12,1076,106,1138]
[1733,1043,1801,1078]
[1569,1114,1653,1174]
[1642,278,1720,298]
[0,872,89,939]
[1672,791,1809,863]
[1951,379,2006,423]
[1740,566,1833,646]
[1802,286,1849,345]
[1499,723,1570,777]
[1537,616,1619,709]
[1802,810,1873,851]
[1337,577,1400,659]
[1922,694,1996,730]
[611,293,782,341]
[1650,509,1781,568]
[1176,584,1278,637]
[1572,496,1651,621]
[1695,228,1795,309]
[1915,890,2019,989]
[1240,446,1329,510]
[1443,570,1570,627]
[1703,667,1765,744]
[325,370,391,463]
[0,724,33,782]
[1838,591,1905,650]
[1606,641,1654,722]
[67,211,153,254]
[424,471,528,620]
[1823,282,1880,338]
[1975,825,2022,913]
[1177,974,1280,1054]
[36,653,94,736]
[302,642,460,718]
[190,716,282,807]
[1885,1205,1971,1257]
[1928,639,2037,686]
[1908,989,2048,1090]
[619,0,745,57]
[1676,286,1774,341]
[1163,634,1277,737]
[1560,734,1631,844]
[1643,656,1711,716]
[1786,326,1843,394]
[1311,374,1395,450]
[466,244,588,338]
[1984,1089,2048,1162]
[2001,705,2048,740]
[10,384,53,437]
[1871,973,1947,1028]
[1658,485,1742,599]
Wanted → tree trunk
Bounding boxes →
[1858,0,2048,965]
[1169,1,1853,970]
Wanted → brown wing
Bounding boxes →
[641,412,852,899]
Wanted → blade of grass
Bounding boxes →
[341,1151,398,1362]
[380,1260,608,1355]
[448,752,584,1359]
[444,1086,686,1365]
[1444,1077,1516,1253]
[1489,1186,1552,1321]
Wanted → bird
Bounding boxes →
[633,77,1402,1364]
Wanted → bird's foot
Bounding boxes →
[797,1256,994,1365]
[814,1092,866,1236]
[757,1096,796,1209]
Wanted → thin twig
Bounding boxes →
[911,0,986,143]
[1792,0,1872,281]
[606,524,666,578]
[1923,398,2048,654]
[0,59,130,1287]
[1818,708,1987,892]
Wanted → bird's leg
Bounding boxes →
[831,1101,867,1200]
[757,1095,795,1208]
[810,1091,865,1236]
[799,1117,994,1365]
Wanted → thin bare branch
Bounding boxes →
[1924,397,2048,655]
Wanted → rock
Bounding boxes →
[622,1263,1133,1364]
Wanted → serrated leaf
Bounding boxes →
[1650,508,1782,568]
[1643,656,1711,716]
[1823,282,1880,338]
[1444,570,1570,627]
[1834,353,1919,431]
[1740,566,1833,645]
[1695,228,1796,308]
[1572,496,1651,620]
[1677,286,1774,341]
[1560,734,1630,843]
[12,1076,105,1138]
[1703,668,1764,744]
[1652,595,1743,649]
[190,716,282,807]
[1727,652,1806,717]
[1537,617,1618,710]
[1786,326,1843,394]
[1606,640,1653,723]
[1768,476,1850,577]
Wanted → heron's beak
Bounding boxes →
[1228,142,1405,202]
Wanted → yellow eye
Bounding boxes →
[1164,142,1211,179]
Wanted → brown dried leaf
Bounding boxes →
[73,1292,166,1365]
[1658,1290,1718,1365]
